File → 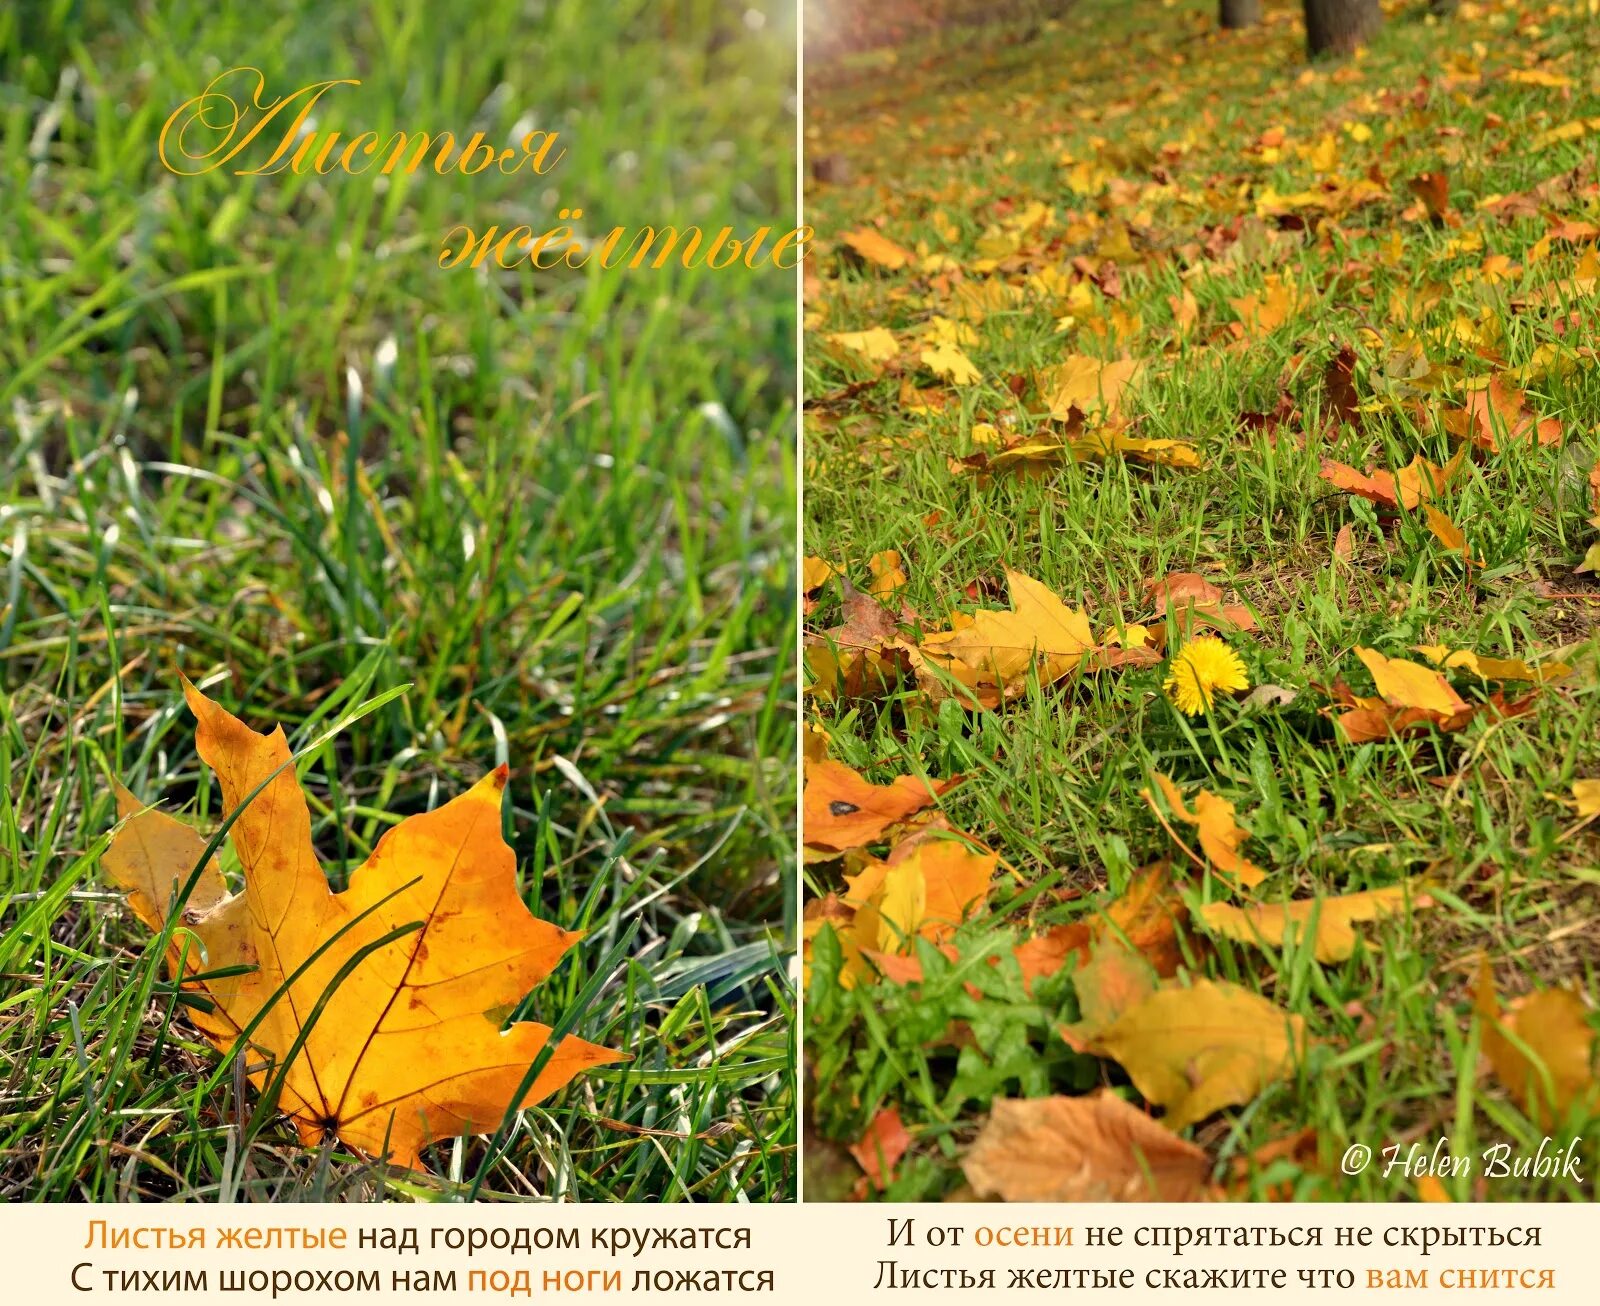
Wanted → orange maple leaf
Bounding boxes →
[104,681,626,1171]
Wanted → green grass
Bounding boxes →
[0,0,797,1201]
[803,0,1600,1201]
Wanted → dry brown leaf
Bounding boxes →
[962,1093,1213,1202]
[804,582,908,701]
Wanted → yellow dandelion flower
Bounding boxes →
[1163,635,1249,716]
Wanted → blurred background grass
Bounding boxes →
[0,0,797,1200]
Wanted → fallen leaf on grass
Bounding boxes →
[868,549,908,597]
[104,682,626,1172]
[1574,780,1600,818]
[1058,938,1158,1051]
[1360,647,1466,715]
[1413,646,1571,685]
[843,840,997,957]
[962,1092,1213,1202]
[1319,447,1466,512]
[805,581,908,701]
[803,556,842,592]
[1035,354,1145,420]
[850,1106,912,1191]
[1408,170,1453,225]
[950,427,1200,479]
[1441,375,1563,453]
[1320,344,1361,431]
[803,760,956,852]
[918,569,1097,699]
[842,228,914,270]
[920,342,980,385]
[1089,979,1307,1129]
[1422,505,1478,567]
[1416,1174,1453,1202]
[1144,573,1256,638]
[826,327,900,366]
[1474,961,1598,1128]
[1196,885,1433,963]
[1146,774,1266,887]
[1072,426,1202,469]
[1327,647,1537,743]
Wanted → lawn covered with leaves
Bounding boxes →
[0,0,796,1200]
[802,0,1600,1202]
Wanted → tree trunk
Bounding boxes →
[1303,0,1382,58]
[1221,0,1262,28]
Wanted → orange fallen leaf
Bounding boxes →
[1474,960,1598,1128]
[962,1092,1213,1202]
[1422,505,1478,567]
[1441,375,1563,453]
[1059,938,1158,1050]
[104,682,626,1172]
[843,839,996,954]
[1147,774,1267,887]
[1416,1174,1453,1202]
[867,549,908,598]
[803,759,956,852]
[842,227,914,270]
[802,556,842,592]
[1358,647,1467,716]
[850,1106,912,1191]
[1319,447,1466,512]
[1326,647,1526,742]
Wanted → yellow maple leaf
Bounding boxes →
[1089,979,1307,1129]
[920,342,980,385]
[920,569,1097,692]
[1197,885,1432,963]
